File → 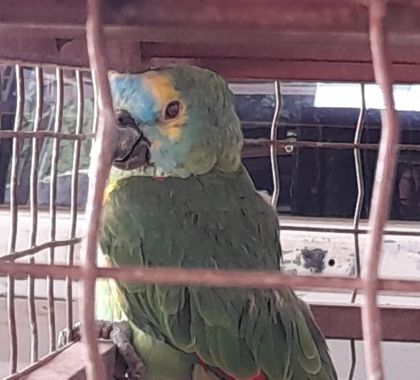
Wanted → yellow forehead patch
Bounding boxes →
[143,71,181,108]
[143,71,187,141]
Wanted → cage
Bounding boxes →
[1,1,420,379]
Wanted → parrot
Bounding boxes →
[96,65,337,380]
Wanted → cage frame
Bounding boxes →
[0,1,420,379]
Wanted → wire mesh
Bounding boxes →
[0,1,418,379]
[0,66,93,376]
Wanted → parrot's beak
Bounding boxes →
[112,110,151,170]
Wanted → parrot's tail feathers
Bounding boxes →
[298,300,338,380]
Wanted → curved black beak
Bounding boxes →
[112,110,151,170]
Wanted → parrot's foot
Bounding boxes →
[108,321,146,380]
[58,321,145,380]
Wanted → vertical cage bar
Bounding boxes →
[47,67,64,353]
[351,84,366,298]
[0,68,2,125]
[91,73,99,135]
[28,66,43,363]
[66,70,84,340]
[7,65,24,375]
[348,84,366,380]
[83,0,117,378]
[362,1,400,379]
[270,81,281,207]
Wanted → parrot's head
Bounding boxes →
[109,65,243,178]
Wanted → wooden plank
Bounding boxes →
[16,341,115,380]
[1,1,420,80]
[2,0,419,36]
[1,303,420,379]
[311,303,420,342]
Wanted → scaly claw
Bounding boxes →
[109,321,145,380]
[58,320,145,380]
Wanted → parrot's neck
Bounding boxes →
[107,163,242,182]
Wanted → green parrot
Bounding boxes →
[96,65,337,380]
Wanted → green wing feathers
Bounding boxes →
[99,167,337,380]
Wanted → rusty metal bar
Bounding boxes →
[0,130,94,140]
[0,238,82,262]
[47,67,64,353]
[362,2,401,379]
[27,66,43,364]
[82,0,116,379]
[4,261,420,294]
[66,69,84,341]
[270,81,281,207]
[91,72,99,135]
[6,64,24,375]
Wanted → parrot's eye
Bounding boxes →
[164,101,180,120]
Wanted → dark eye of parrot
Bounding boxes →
[164,101,180,120]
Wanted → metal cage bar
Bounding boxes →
[244,139,420,152]
[91,69,99,135]
[361,2,401,378]
[81,0,116,378]
[0,130,94,140]
[347,83,366,380]
[1,238,82,262]
[47,67,64,353]
[6,64,24,375]
[65,69,84,342]
[270,80,281,207]
[348,83,366,380]
[0,1,414,379]
[4,261,420,295]
[352,83,366,302]
[27,66,44,364]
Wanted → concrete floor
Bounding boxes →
[1,210,420,379]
